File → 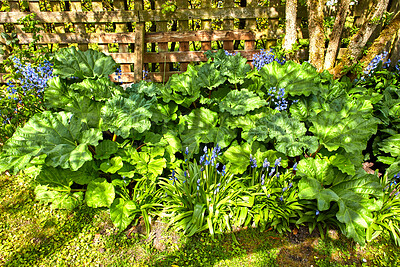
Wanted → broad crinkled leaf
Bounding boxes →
[128,150,166,179]
[101,94,154,138]
[309,100,379,155]
[85,178,115,208]
[46,77,103,128]
[379,134,400,157]
[163,65,201,107]
[297,158,335,185]
[179,108,236,154]
[219,53,251,84]
[125,80,161,97]
[221,141,251,175]
[196,63,226,90]
[35,185,83,210]
[100,156,123,174]
[70,77,119,101]
[259,61,322,96]
[248,112,319,157]
[53,47,117,79]
[329,154,356,176]
[298,178,339,211]
[110,198,138,230]
[95,140,119,160]
[0,111,102,172]
[219,89,266,116]
[151,102,178,123]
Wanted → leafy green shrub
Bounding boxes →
[1,47,399,245]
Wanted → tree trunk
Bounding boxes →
[324,0,352,70]
[307,0,325,72]
[359,10,400,69]
[332,0,390,79]
[283,0,298,52]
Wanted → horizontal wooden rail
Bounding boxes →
[0,6,308,24]
[12,29,294,45]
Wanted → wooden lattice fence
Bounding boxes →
[0,0,370,83]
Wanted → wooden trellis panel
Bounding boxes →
[0,0,374,84]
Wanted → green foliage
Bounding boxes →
[219,89,266,115]
[52,47,117,79]
[1,47,400,246]
[297,158,383,245]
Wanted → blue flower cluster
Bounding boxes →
[225,50,237,56]
[200,144,225,170]
[11,57,54,97]
[396,60,400,72]
[364,51,390,75]
[253,49,286,71]
[268,87,289,111]
[114,67,122,84]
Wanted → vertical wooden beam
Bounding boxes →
[201,0,211,51]
[134,0,145,82]
[8,0,23,32]
[245,0,256,51]
[92,0,108,52]
[50,1,66,35]
[223,0,235,51]
[177,0,189,72]
[114,0,130,73]
[268,0,280,48]
[155,0,169,80]
[70,0,88,51]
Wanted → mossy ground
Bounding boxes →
[1,173,399,267]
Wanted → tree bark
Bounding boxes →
[324,0,352,70]
[307,0,326,72]
[332,0,390,79]
[359,10,400,69]
[283,0,298,52]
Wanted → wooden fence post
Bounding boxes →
[92,0,108,53]
[8,0,23,32]
[134,0,145,82]
[224,0,235,51]
[177,0,189,72]
[201,0,211,51]
[70,0,88,51]
[156,0,168,80]
[115,0,130,74]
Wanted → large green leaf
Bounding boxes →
[248,112,319,157]
[298,178,339,211]
[45,77,103,128]
[35,185,83,210]
[297,158,335,185]
[379,134,400,157]
[219,89,266,116]
[329,154,355,176]
[0,112,102,173]
[163,65,201,107]
[110,198,138,230]
[101,94,155,138]
[221,141,251,175]
[70,77,119,101]
[179,108,236,154]
[100,156,123,174]
[196,63,226,90]
[309,100,380,155]
[127,150,166,179]
[218,52,251,84]
[95,140,119,160]
[85,178,115,208]
[259,61,322,96]
[53,47,117,79]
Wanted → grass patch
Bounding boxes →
[1,173,399,266]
